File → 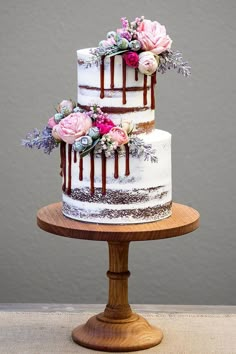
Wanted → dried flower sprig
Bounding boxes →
[129,136,158,163]
[95,136,119,158]
[158,50,191,77]
[22,126,59,155]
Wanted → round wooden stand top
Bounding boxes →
[37,202,200,242]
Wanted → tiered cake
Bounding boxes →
[61,50,172,223]
[23,16,190,224]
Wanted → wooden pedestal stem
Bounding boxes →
[37,202,200,352]
[72,240,163,351]
[104,242,132,320]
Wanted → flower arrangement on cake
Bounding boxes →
[22,101,158,162]
[88,16,191,77]
[22,16,190,160]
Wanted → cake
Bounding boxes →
[22,16,190,224]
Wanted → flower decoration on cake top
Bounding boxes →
[88,16,191,77]
[22,16,190,159]
[22,100,157,162]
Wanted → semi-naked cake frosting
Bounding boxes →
[61,49,172,224]
[77,48,156,133]
[22,16,191,225]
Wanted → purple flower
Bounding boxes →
[120,31,132,41]
[121,17,129,29]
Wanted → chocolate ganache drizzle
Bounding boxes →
[61,144,131,196]
[61,54,157,196]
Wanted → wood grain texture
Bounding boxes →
[104,242,132,320]
[37,202,200,242]
[37,202,199,352]
[72,241,164,351]
[72,313,163,352]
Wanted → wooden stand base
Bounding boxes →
[37,202,200,352]
[71,241,163,352]
[72,312,163,352]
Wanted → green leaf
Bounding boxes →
[107,50,129,57]
[79,138,100,158]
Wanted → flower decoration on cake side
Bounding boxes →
[22,101,158,162]
[87,16,190,77]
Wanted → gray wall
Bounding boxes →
[0,0,235,305]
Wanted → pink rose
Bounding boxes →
[138,51,158,75]
[137,19,172,55]
[93,116,115,135]
[108,127,129,146]
[123,51,139,68]
[48,116,57,128]
[57,99,75,116]
[52,125,62,141]
[57,112,92,144]
[94,122,114,135]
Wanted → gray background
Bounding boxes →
[0,0,235,305]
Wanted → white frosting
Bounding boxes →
[62,129,172,224]
[70,129,171,190]
[61,49,172,224]
[77,48,155,128]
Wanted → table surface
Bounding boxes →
[0,304,235,354]
[37,202,200,241]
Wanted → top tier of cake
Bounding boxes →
[77,48,157,135]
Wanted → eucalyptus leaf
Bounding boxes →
[107,50,129,57]
[79,138,100,158]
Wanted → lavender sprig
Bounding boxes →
[21,126,59,155]
[158,50,191,77]
[129,136,158,163]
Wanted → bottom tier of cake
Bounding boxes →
[61,129,172,224]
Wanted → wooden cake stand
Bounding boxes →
[37,202,199,352]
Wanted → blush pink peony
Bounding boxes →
[138,51,158,75]
[57,112,92,144]
[108,127,129,146]
[137,19,172,55]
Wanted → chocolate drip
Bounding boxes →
[100,56,105,99]
[78,104,149,114]
[73,150,77,163]
[151,72,156,109]
[135,68,139,81]
[90,150,95,195]
[110,56,115,89]
[67,144,72,195]
[114,150,119,179]
[153,71,157,84]
[79,85,145,92]
[143,75,147,106]
[125,144,130,176]
[135,120,155,134]
[60,142,63,177]
[61,142,66,192]
[101,151,106,195]
[79,157,83,181]
[122,58,127,104]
